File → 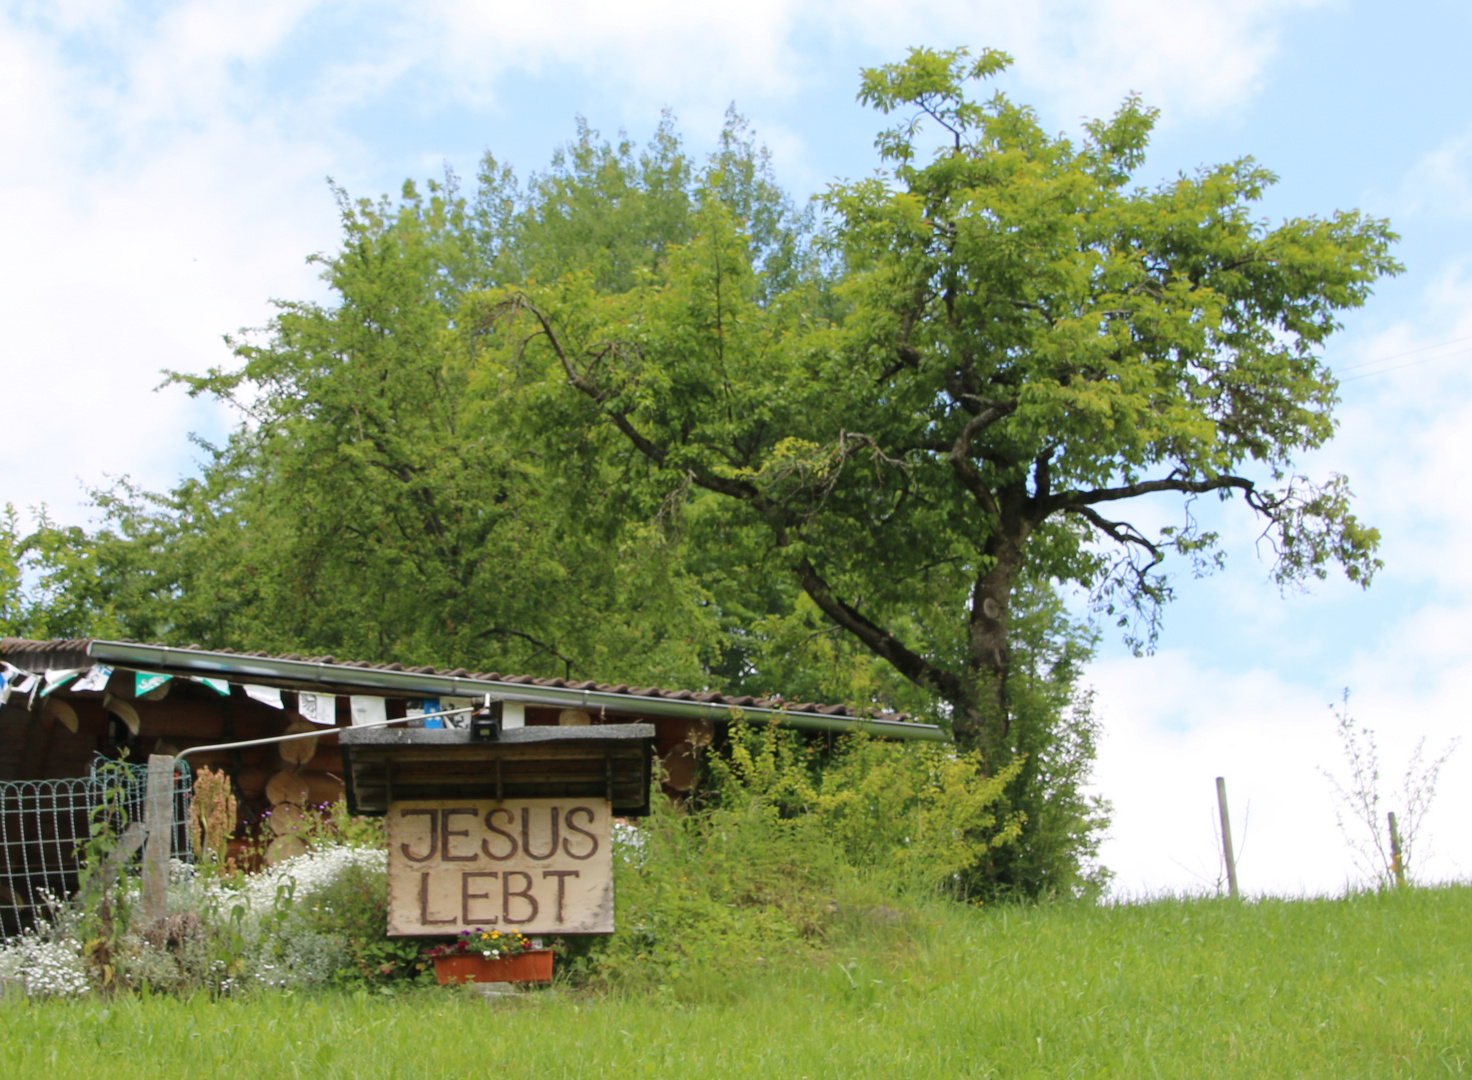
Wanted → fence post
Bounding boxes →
[141,754,176,924]
[1216,776,1240,899]
[1387,811,1406,888]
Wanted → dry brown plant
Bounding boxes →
[189,766,238,871]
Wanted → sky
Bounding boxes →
[3,0,1470,898]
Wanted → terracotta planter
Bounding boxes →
[433,949,554,986]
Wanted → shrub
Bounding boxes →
[297,859,435,988]
[577,721,1021,994]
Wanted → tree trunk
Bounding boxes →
[954,515,1027,762]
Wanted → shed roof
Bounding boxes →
[0,638,946,741]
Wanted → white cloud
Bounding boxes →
[826,0,1326,123]
[1396,128,1472,221]
[1090,643,1471,897]
[415,0,1323,126]
[1,3,343,523]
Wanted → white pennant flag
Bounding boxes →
[69,665,113,693]
[242,684,283,709]
[298,691,338,726]
[41,668,86,697]
[1,667,40,707]
[350,696,386,727]
[0,662,22,706]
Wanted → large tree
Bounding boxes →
[45,114,811,687]
[470,48,1399,758]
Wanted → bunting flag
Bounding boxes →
[242,684,283,709]
[408,697,444,729]
[41,669,87,697]
[69,665,113,693]
[0,662,22,706]
[440,697,477,728]
[0,664,39,708]
[196,677,230,695]
[135,671,173,699]
[298,691,337,726]
[350,695,387,727]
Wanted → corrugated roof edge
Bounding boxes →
[0,638,948,743]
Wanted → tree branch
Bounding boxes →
[1049,473,1254,513]
[494,293,764,503]
[478,626,577,679]
[1065,505,1164,569]
[796,556,968,704]
[947,397,1018,518]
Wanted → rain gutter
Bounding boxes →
[82,640,949,743]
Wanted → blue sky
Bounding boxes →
[4,0,1470,895]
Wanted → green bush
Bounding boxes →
[578,721,1020,994]
[298,861,436,989]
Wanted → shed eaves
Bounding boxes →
[0,637,919,726]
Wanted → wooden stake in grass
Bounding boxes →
[142,755,175,924]
[1216,777,1240,899]
[1387,811,1406,887]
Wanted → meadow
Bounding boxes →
[3,884,1467,1079]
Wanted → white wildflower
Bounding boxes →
[0,928,90,998]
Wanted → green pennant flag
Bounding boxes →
[197,677,230,695]
[135,671,172,697]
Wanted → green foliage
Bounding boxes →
[713,722,1025,890]
[74,169,721,683]
[75,758,136,994]
[38,106,813,688]
[582,721,1021,992]
[299,862,435,988]
[308,801,390,851]
[472,44,1398,759]
[580,771,842,994]
[0,503,128,640]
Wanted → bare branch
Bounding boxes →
[1050,473,1255,513]
[1066,505,1165,571]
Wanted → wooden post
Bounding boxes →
[1387,811,1406,888]
[141,754,175,925]
[1216,776,1240,899]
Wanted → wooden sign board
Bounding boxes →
[386,798,613,937]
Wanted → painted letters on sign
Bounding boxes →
[386,799,613,936]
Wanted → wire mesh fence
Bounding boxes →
[0,756,192,937]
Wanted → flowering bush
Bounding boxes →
[206,844,387,916]
[0,900,91,998]
[202,844,393,989]
[0,808,413,996]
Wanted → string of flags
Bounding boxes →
[0,662,475,730]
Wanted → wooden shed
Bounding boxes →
[0,637,942,930]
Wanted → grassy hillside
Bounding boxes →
[3,885,1468,1078]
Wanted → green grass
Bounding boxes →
[4,886,1470,1079]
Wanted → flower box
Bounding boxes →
[432,948,554,986]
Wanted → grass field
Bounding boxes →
[3,885,1468,1078]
